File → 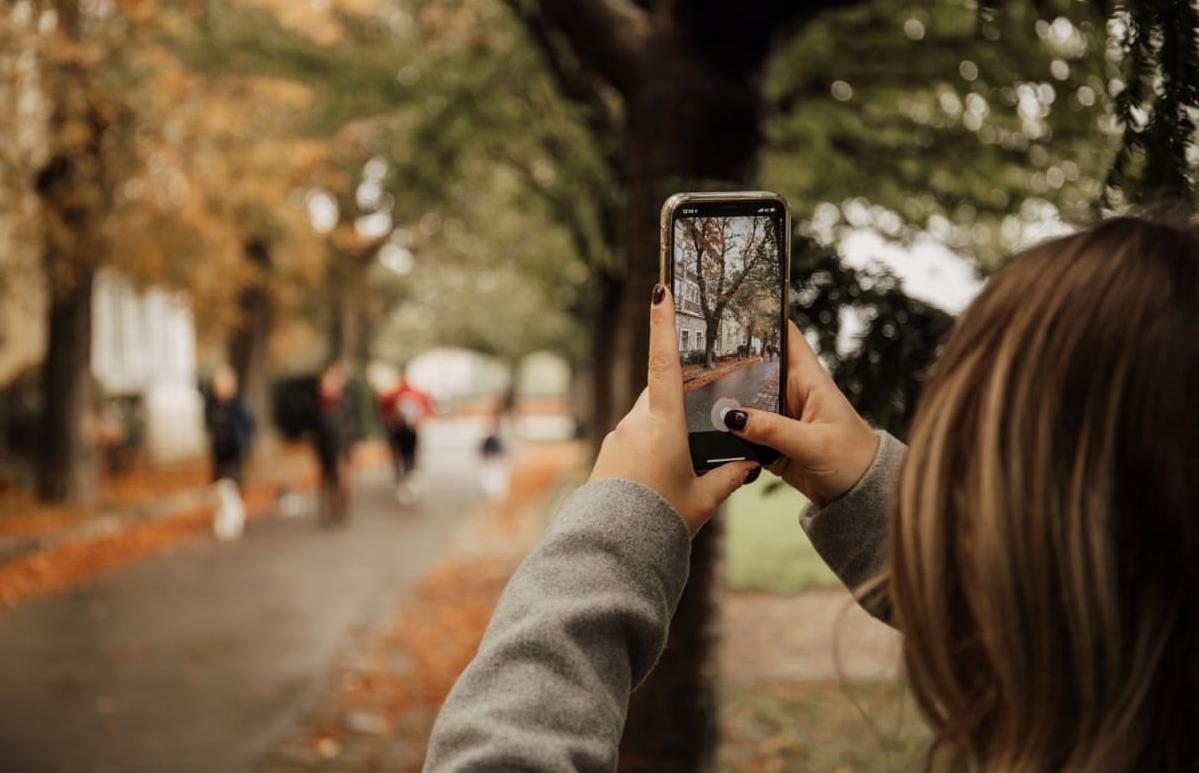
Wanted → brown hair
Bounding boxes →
[890,216,1199,770]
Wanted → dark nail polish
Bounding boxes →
[725,409,748,431]
[652,283,666,305]
[744,466,761,485]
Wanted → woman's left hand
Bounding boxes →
[590,284,759,535]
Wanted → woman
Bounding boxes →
[425,216,1198,771]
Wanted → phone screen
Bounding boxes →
[668,196,788,468]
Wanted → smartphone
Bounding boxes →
[659,191,790,472]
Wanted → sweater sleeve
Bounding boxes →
[424,478,692,773]
[799,430,906,625]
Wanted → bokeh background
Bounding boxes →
[0,0,1195,770]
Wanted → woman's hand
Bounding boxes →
[590,285,759,535]
[724,320,879,508]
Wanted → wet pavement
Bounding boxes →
[684,359,780,431]
[0,419,491,773]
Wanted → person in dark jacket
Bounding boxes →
[205,365,254,540]
[205,365,254,486]
[313,361,354,524]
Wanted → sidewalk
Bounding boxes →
[262,441,584,771]
[683,355,767,392]
[0,443,384,610]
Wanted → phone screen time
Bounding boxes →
[672,213,784,433]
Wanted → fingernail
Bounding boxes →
[744,466,761,485]
[651,283,666,305]
[725,409,748,431]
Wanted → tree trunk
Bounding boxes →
[327,244,380,376]
[514,4,824,768]
[620,520,723,773]
[616,36,762,773]
[329,287,370,372]
[37,263,98,504]
[588,268,624,452]
[34,15,109,505]
[613,37,761,405]
[228,238,274,440]
[704,317,720,369]
[567,356,590,441]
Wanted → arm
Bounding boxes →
[424,478,691,772]
[799,430,905,625]
[427,284,754,772]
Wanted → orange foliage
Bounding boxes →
[0,470,319,610]
[0,442,329,610]
[682,355,768,392]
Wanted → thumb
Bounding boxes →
[727,408,825,465]
[694,461,760,511]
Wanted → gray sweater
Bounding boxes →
[424,431,906,772]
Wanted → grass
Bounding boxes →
[723,481,839,593]
[543,468,841,593]
[719,680,931,772]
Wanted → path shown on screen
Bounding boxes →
[683,359,780,431]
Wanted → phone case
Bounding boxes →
[659,191,792,471]
[659,191,791,289]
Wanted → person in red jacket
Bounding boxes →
[378,376,433,503]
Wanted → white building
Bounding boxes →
[720,313,744,355]
[673,263,708,355]
[91,271,206,463]
[718,313,765,357]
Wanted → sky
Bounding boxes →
[841,229,983,314]
[673,215,775,277]
[830,213,1075,356]
[832,228,982,358]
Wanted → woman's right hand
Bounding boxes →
[724,321,879,508]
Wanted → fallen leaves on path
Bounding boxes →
[0,443,314,534]
[0,442,396,611]
[0,505,211,609]
[0,501,91,538]
[0,473,317,610]
[682,356,769,393]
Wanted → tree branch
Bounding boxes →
[503,148,602,268]
[502,0,621,150]
[721,216,765,304]
[686,219,712,320]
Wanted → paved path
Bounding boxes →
[0,419,491,773]
[684,359,780,431]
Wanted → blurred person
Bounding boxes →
[205,365,254,541]
[93,400,127,473]
[478,384,518,499]
[426,217,1199,772]
[313,361,354,525]
[477,408,507,500]
[378,373,433,504]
